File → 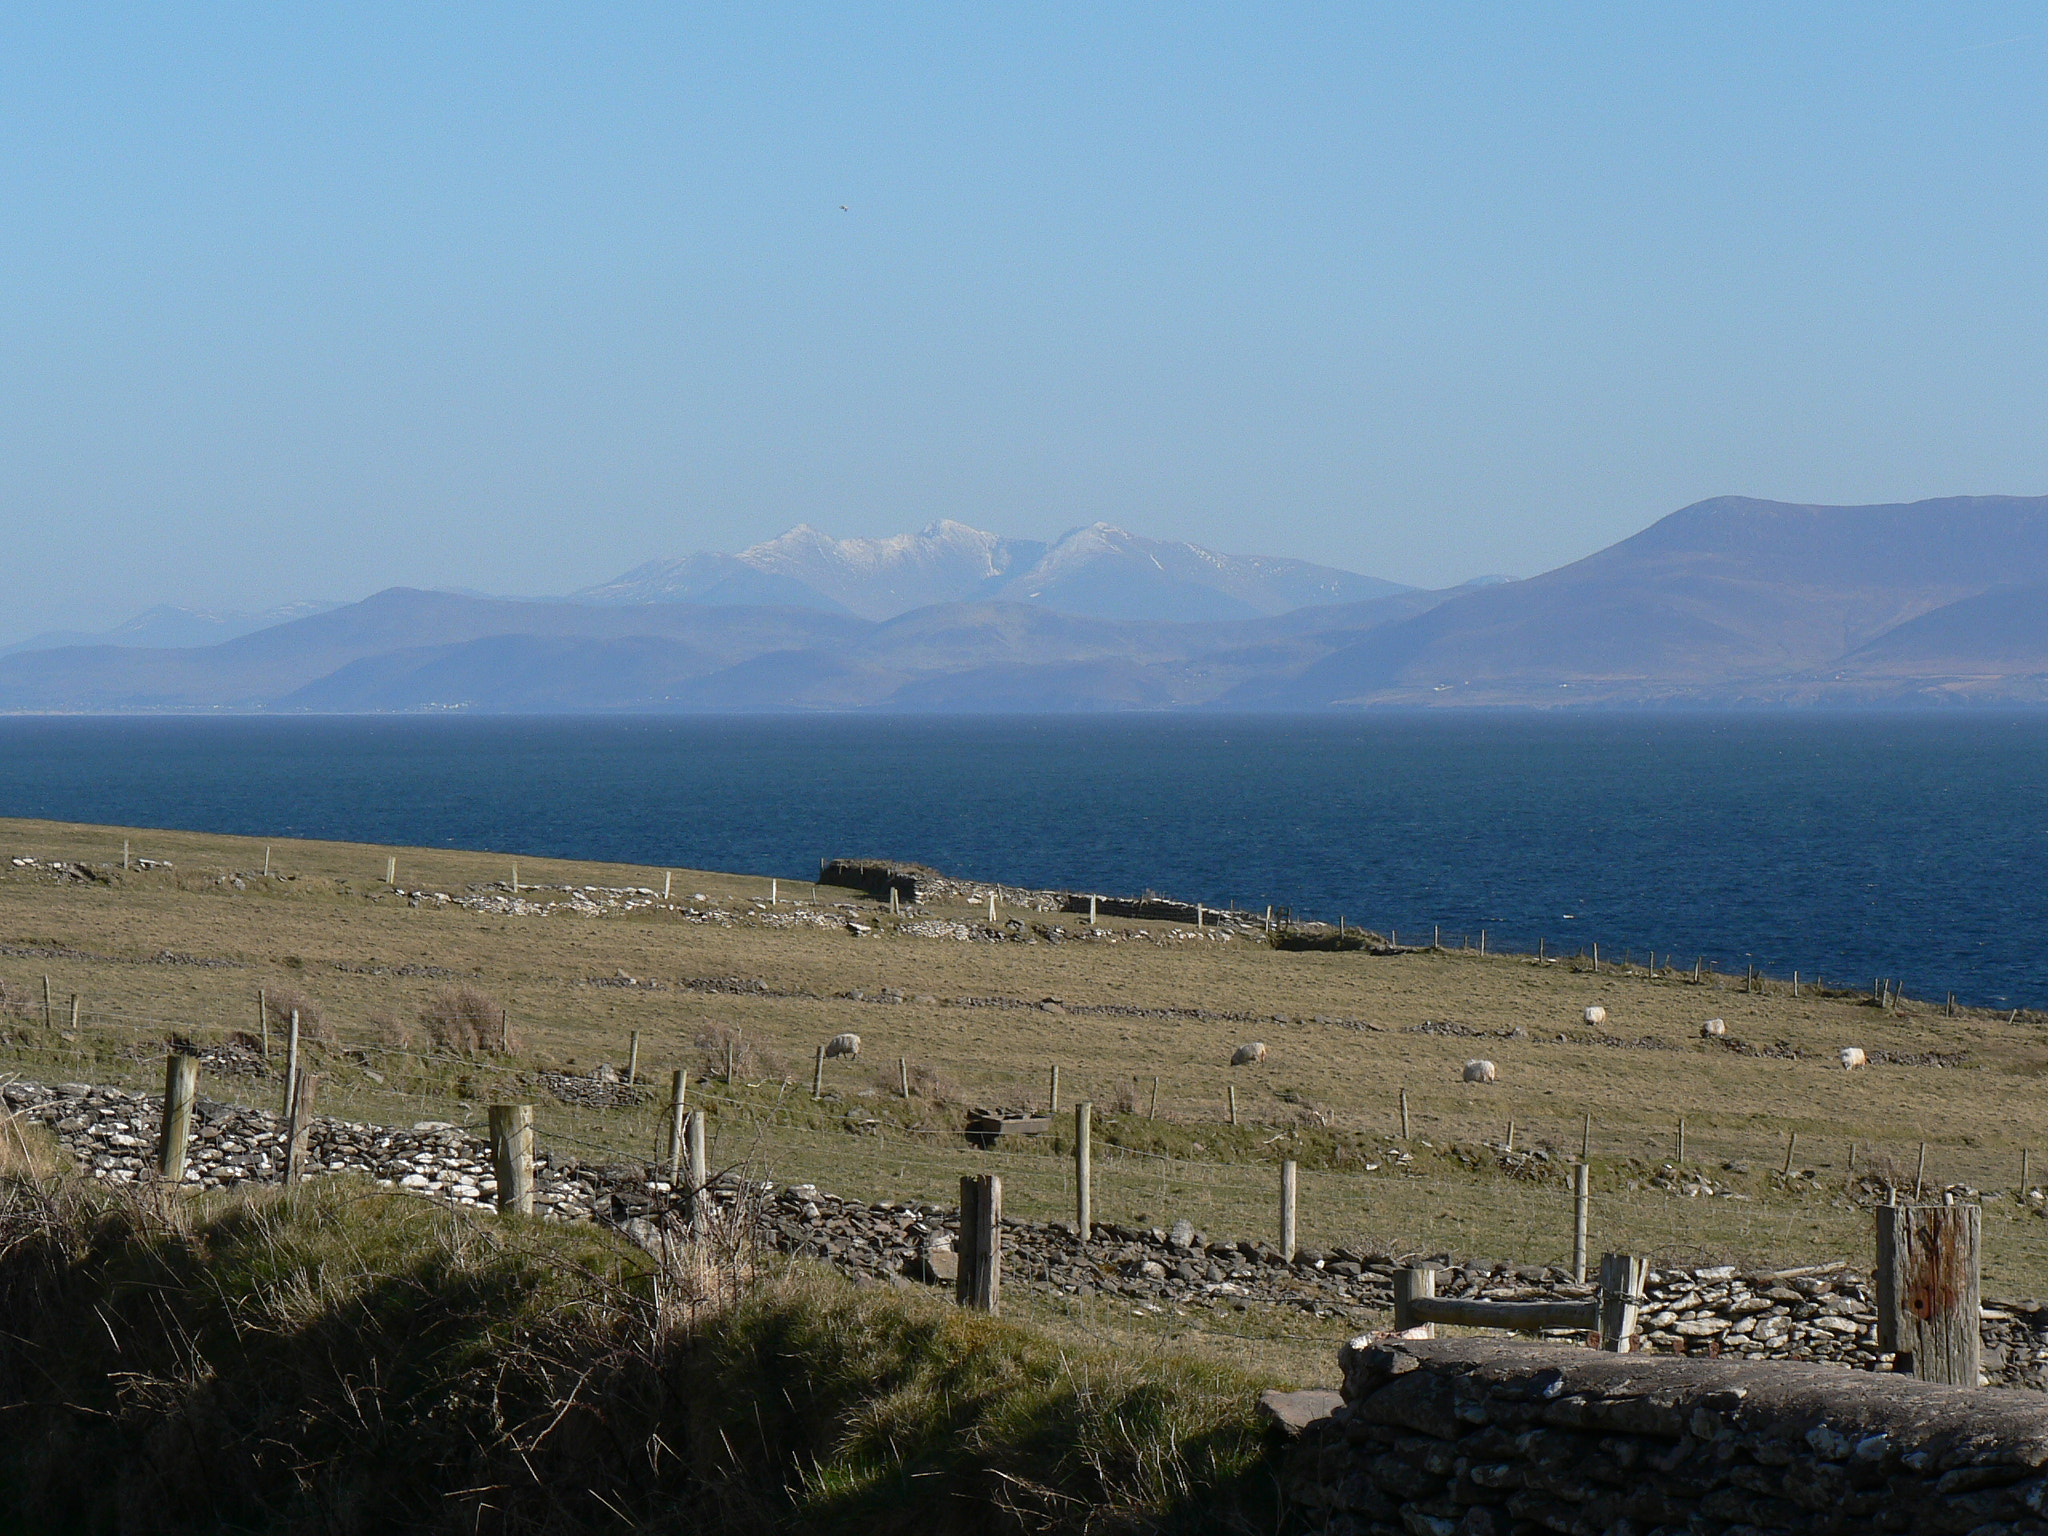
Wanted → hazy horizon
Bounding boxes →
[6,7,2047,634]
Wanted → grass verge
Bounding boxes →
[0,1157,1280,1535]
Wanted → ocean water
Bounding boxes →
[0,712,2040,1008]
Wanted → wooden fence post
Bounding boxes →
[1227,1084,1237,1126]
[812,1044,825,1099]
[1597,1252,1646,1351]
[686,1109,708,1231]
[284,1070,320,1185]
[1580,1112,1591,1162]
[626,1031,640,1086]
[1075,1102,1093,1239]
[157,1052,199,1182]
[900,1056,910,1098]
[283,1009,302,1118]
[1392,1267,1436,1335]
[1783,1132,1798,1176]
[1150,1075,1159,1119]
[665,1069,688,1178]
[69,995,78,1030]
[258,988,269,1059]
[41,976,50,1028]
[1049,1064,1059,1114]
[1572,1164,1590,1284]
[957,1173,1002,1313]
[1877,1203,1981,1385]
[1280,1160,1298,1262]
[488,1103,533,1215]
[1677,1116,1686,1164]
[1400,1088,1411,1140]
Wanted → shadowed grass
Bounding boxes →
[0,1168,1281,1534]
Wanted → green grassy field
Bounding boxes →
[3,813,2045,1387]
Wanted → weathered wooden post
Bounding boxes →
[626,1030,641,1086]
[665,1069,688,1178]
[1280,1160,1298,1262]
[1392,1266,1436,1335]
[157,1052,199,1182]
[257,988,269,1059]
[1088,894,1097,924]
[386,856,396,885]
[1877,1203,1982,1385]
[1782,1132,1798,1176]
[1400,1088,1411,1140]
[488,1103,533,1215]
[1227,1084,1237,1126]
[957,1173,1002,1313]
[1505,1118,1516,1154]
[1597,1252,1646,1351]
[69,995,78,1030]
[1048,1064,1059,1114]
[1580,1112,1591,1162]
[725,1035,736,1086]
[900,1056,910,1099]
[41,975,50,1028]
[1074,1101,1093,1239]
[1572,1164,1590,1284]
[686,1108,709,1231]
[812,1043,825,1099]
[1915,1142,1929,1200]
[1677,1116,1686,1164]
[283,1009,302,1117]
[1149,1075,1159,1119]
[284,1071,320,1185]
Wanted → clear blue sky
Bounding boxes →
[4,4,2045,634]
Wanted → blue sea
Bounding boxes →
[0,712,2040,1009]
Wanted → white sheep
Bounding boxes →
[1583,1006,1608,1026]
[1230,1042,1268,1066]
[1701,1018,1726,1037]
[1463,1059,1497,1083]
[1839,1047,1867,1071]
[825,1032,862,1059]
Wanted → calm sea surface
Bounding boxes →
[0,712,2040,1008]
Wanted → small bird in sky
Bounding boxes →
[839,204,849,211]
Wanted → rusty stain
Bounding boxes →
[1903,1210,1968,1324]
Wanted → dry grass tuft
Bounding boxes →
[418,986,509,1054]
[263,985,330,1043]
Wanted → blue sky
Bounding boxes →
[3,5,2045,633]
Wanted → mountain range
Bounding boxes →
[576,519,1411,621]
[3,496,2046,712]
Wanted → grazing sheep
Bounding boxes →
[1583,1006,1608,1026]
[1230,1042,1268,1066]
[1463,1059,1497,1083]
[1839,1046,1867,1070]
[1701,1018,1726,1037]
[825,1032,862,1059]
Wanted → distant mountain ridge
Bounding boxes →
[0,601,341,658]
[577,520,1409,622]
[6,495,2048,712]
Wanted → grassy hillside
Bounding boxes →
[0,1164,1274,1534]
[1,813,2046,1324]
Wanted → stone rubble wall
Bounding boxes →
[1285,1336,2048,1536]
[12,1076,2048,1394]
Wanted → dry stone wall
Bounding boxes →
[12,1076,2048,1395]
[1285,1336,2048,1536]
